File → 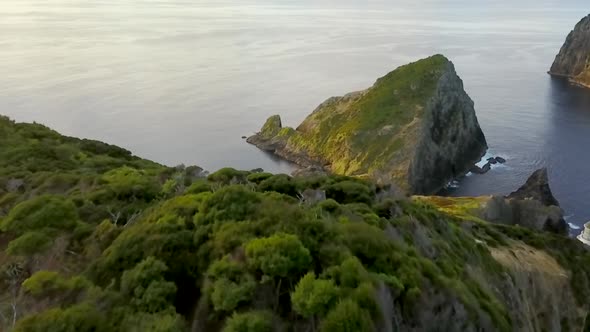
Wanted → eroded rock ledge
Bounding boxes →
[248,55,488,194]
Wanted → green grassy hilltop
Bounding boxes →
[0,116,589,331]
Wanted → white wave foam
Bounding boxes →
[445,180,460,189]
[474,151,509,171]
[568,222,581,230]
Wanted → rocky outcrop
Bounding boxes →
[248,55,488,194]
[549,14,590,88]
[506,168,560,206]
[484,169,567,234]
[469,157,506,175]
[418,168,568,235]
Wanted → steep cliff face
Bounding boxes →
[378,199,588,332]
[400,242,587,332]
[550,14,590,87]
[248,55,487,194]
[489,243,586,332]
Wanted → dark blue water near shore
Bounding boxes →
[545,79,590,230]
[1,0,590,231]
[447,76,590,232]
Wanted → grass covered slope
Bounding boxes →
[292,55,450,173]
[1,117,589,332]
[248,55,487,194]
[0,116,174,220]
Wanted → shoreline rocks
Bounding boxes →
[248,55,488,195]
[469,156,506,174]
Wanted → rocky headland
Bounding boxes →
[248,55,488,195]
[550,14,590,88]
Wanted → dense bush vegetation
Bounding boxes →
[1,116,589,331]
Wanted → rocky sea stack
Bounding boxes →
[549,14,590,88]
[248,55,487,194]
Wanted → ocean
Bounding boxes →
[1,0,589,230]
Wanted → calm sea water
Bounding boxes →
[1,1,590,229]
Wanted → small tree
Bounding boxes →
[120,257,177,313]
[319,299,374,332]
[246,233,312,309]
[206,257,256,312]
[102,166,160,200]
[6,232,52,256]
[0,195,78,235]
[208,168,249,185]
[210,276,256,312]
[13,303,107,332]
[245,233,311,278]
[291,272,339,331]
[324,181,373,205]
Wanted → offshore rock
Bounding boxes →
[248,55,487,194]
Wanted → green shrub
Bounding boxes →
[210,275,256,312]
[291,272,339,318]
[102,166,160,200]
[22,271,92,298]
[186,180,212,194]
[208,168,249,185]
[121,257,177,313]
[161,178,180,197]
[323,257,371,289]
[142,194,203,225]
[89,223,197,288]
[1,195,78,234]
[79,139,132,159]
[324,181,373,205]
[317,199,340,213]
[81,219,121,259]
[197,186,261,225]
[6,231,52,256]
[319,299,374,332]
[258,174,298,197]
[222,311,274,332]
[245,233,311,278]
[13,303,107,332]
[246,172,273,184]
